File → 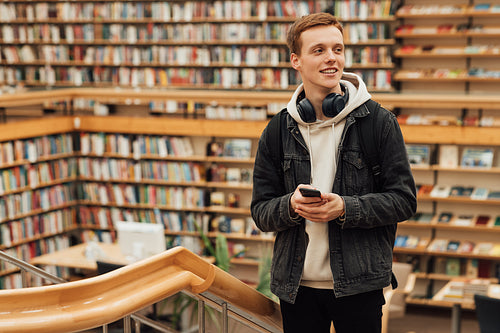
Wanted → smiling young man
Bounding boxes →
[251,13,417,333]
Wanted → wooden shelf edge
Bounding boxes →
[76,116,268,138]
[0,116,74,141]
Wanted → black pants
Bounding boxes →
[280,286,385,333]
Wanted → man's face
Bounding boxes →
[291,25,345,94]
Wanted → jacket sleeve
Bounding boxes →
[342,109,417,229]
[250,114,303,233]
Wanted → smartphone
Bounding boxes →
[299,188,321,197]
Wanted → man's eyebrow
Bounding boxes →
[306,42,327,51]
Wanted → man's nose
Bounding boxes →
[324,49,337,62]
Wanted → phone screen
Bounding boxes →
[299,188,321,197]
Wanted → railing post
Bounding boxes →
[134,318,141,332]
[124,316,132,333]
[222,302,228,333]
[198,299,205,333]
[20,269,29,288]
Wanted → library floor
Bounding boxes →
[388,305,479,333]
[82,305,480,333]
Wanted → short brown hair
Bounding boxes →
[286,13,343,56]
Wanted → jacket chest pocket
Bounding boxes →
[283,155,310,193]
[342,150,371,194]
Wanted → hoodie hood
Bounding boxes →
[286,72,372,127]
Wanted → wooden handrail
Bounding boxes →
[0,246,282,333]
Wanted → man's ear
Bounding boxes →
[290,53,301,70]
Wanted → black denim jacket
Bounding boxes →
[251,101,417,304]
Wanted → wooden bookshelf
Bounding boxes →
[394,1,500,94]
[0,0,395,92]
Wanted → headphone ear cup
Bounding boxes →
[322,86,348,118]
[322,93,344,118]
[297,98,316,123]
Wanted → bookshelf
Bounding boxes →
[0,117,77,288]
[329,0,397,91]
[390,0,500,307]
[74,116,272,284]
[0,115,274,288]
[395,136,500,308]
[394,1,500,95]
[0,0,396,92]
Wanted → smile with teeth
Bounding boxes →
[321,69,337,74]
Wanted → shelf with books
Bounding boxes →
[394,46,500,58]
[394,1,500,94]
[0,234,71,288]
[0,119,78,285]
[0,0,397,92]
[399,134,500,304]
[73,118,267,284]
[395,3,500,19]
[0,208,78,249]
[394,71,500,83]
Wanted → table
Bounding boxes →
[432,279,500,333]
[31,242,128,271]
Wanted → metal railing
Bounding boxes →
[0,249,281,333]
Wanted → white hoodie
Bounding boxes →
[286,72,372,289]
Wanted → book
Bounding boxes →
[474,3,491,11]
[487,191,500,200]
[436,212,453,224]
[447,240,460,252]
[209,191,225,206]
[395,235,408,247]
[206,139,224,157]
[461,147,494,168]
[494,216,500,227]
[225,167,241,183]
[416,212,434,224]
[449,186,473,198]
[406,144,431,166]
[428,239,448,252]
[430,185,450,198]
[491,244,500,256]
[434,257,448,274]
[477,260,491,278]
[223,139,252,158]
[217,215,231,233]
[462,186,474,197]
[230,218,245,234]
[458,241,475,254]
[226,192,240,208]
[449,186,465,197]
[417,184,434,196]
[453,214,474,226]
[471,187,490,200]
[465,259,478,277]
[474,242,494,255]
[405,235,420,248]
[475,215,491,226]
[446,258,461,276]
[239,168,253,184]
